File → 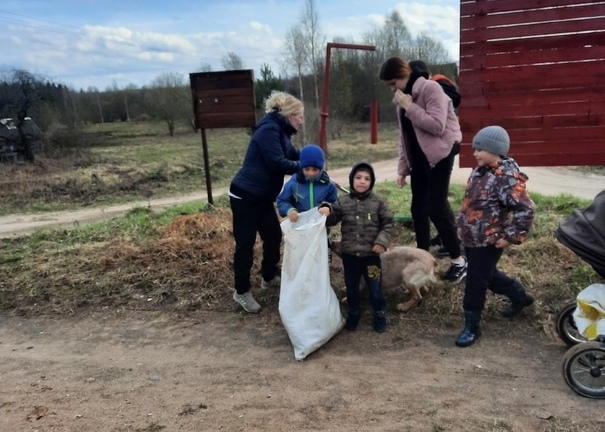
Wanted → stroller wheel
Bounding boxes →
[562,340,605,399]
[556,302,586,346]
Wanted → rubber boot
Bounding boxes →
[455,311,482,347]
[502,280,535,317]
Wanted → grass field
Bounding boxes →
[0,121,400,215]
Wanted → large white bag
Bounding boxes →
[279,208,344,361]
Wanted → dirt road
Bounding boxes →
[1,310,603,432]
[0,158,602,239]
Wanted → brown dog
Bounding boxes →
[331,242,438,312]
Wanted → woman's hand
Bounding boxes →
[393,89,413,110]
[397,175,407,188]
[318,207,330,217]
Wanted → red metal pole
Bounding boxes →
[319,43,332,153]
[370,100,378,144]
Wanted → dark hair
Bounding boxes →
[409,60,430,75]
[379,57,411,81]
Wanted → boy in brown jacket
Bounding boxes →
[321,162,394,332]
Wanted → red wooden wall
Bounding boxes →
[458,0,605,167]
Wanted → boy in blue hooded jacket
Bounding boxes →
[277,145,338,222]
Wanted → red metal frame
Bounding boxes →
[319,42,376,152]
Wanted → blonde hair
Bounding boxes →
[264,91,303,117]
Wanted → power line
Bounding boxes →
[0,9,84,33]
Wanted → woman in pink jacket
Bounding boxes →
[379,57,466,283]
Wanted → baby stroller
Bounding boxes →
[555,189,605,398]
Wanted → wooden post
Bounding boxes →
[201,128,213,205]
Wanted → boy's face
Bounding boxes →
[302,166,321,179]
[473,148,502,167]
[352,170,372,194]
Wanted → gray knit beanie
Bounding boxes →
[472,125,510,157]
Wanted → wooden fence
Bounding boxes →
[459,0,605,166]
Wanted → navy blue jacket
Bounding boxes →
[231,111,300,201]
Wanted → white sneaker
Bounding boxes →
[233,291,261,313]
[261,275,281,290]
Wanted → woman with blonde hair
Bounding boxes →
[230,91,304,313]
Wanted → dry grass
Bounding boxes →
[0,190,600,346]
[0,120,601,342]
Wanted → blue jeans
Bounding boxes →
[342,254,385,314]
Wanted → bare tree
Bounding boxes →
[300,0,325,107]
[415,32,452,65]
[380,11,414,59]
[283,24,309,141]
[146,72,190,136]
[198,63,213,72]
[221,52,244,70]
[7,70,42,161]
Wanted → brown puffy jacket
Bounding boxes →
[326,191,394,257]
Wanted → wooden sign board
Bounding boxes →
[190,70,256,129]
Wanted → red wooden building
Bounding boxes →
[459,0,605,167]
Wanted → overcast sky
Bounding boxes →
[0,0,460,91]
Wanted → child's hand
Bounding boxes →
[318,207,330,217]
[372,244,386,255]
[495,238,511,249]
[288,210,299,223]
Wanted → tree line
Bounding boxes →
[0,2,458,161]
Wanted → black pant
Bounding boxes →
[409,146,460,258]
[463,245,526,312]
[230,195,281,294]
[342,254,385,314]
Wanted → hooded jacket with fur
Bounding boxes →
[457,158,536,247]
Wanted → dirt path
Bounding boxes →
[0,158,602,239]
[1,309,603,432]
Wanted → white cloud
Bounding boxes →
[393,2,460,58]
[0,0,461,89]
[249,21,272,33]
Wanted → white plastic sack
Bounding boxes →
[279,208,344,361]
[573,283,605,340]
